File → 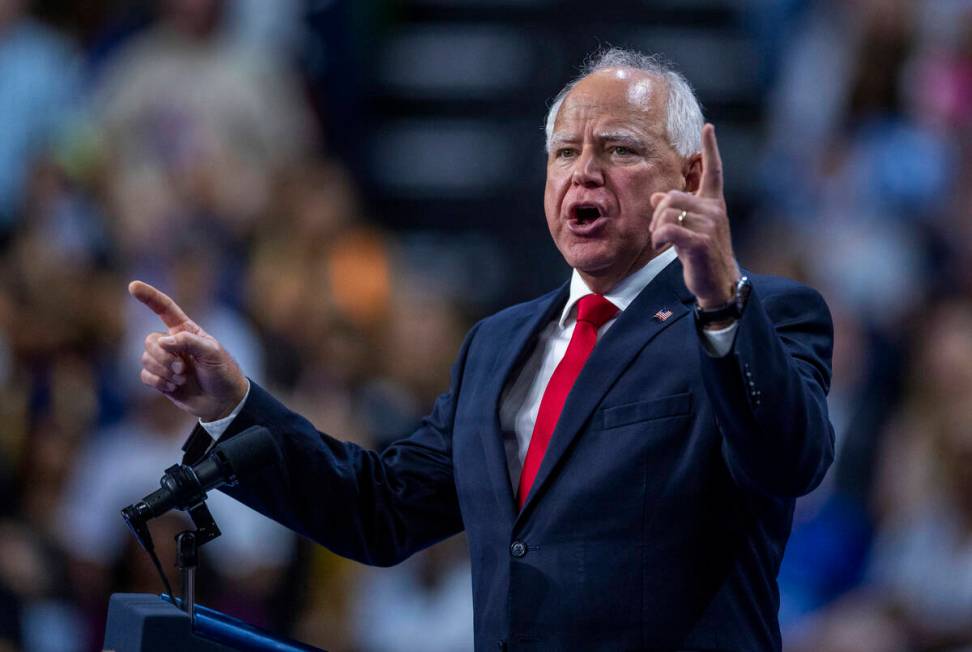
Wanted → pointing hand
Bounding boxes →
[129,280,248,421]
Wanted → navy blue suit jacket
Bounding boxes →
[196,260,835,651]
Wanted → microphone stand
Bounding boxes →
[176,531,198,623]
[124,491,222,626]
[173,502,221,626]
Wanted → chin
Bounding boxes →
[560,242,617,274]
[567,258,620,281]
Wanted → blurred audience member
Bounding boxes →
[0,0,81,230]
[92,0,313,263]
[351,535,473,652]
[789,301,972,652]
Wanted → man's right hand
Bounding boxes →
[129,280,248,421]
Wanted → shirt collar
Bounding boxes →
[558,246,678,328]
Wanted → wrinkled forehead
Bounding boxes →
[554,68,667,132]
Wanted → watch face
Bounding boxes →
[735,277,752,312]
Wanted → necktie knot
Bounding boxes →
[576,294,618,329]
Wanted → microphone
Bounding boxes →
[122,425,277,530]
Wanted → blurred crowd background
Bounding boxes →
[1,0,971,650]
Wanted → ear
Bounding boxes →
[682,152,703,193]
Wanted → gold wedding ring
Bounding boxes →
[677,209,687,225]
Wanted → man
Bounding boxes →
[131,49,834,651]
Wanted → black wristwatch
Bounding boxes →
[694,276,752,327]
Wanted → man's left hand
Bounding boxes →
[649,123,739,309]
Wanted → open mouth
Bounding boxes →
[573,204,603,224]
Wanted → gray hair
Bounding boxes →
[544,48,704,157]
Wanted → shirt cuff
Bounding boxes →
[701,322,739,358]
[199,380,251,440]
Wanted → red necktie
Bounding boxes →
[516,293,619,509]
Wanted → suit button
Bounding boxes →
[510,541,527,558]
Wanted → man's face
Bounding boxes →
[544,69,693,292]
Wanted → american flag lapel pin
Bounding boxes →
[653,308,673,322]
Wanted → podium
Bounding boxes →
[103,594,325,652]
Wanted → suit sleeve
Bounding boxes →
[198,323,481,567]
[699,281,836,497]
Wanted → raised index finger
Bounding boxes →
[697,123,723,199]
[128,280,192,331]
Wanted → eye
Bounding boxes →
[611,145,635,156]
[555,147,578,159]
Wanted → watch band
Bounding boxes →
[694,276,751,326]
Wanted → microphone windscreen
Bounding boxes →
[214,426,279,480]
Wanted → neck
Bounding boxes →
[576,246,670,294]
[577,272,619,295]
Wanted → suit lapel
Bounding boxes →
[480,284,570,519]
[516,259,696,520]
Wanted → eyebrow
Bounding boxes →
[596,131,645,147]
[548,131,646,149]
[548,133,575,149]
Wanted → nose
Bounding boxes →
[571,148,604,187]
